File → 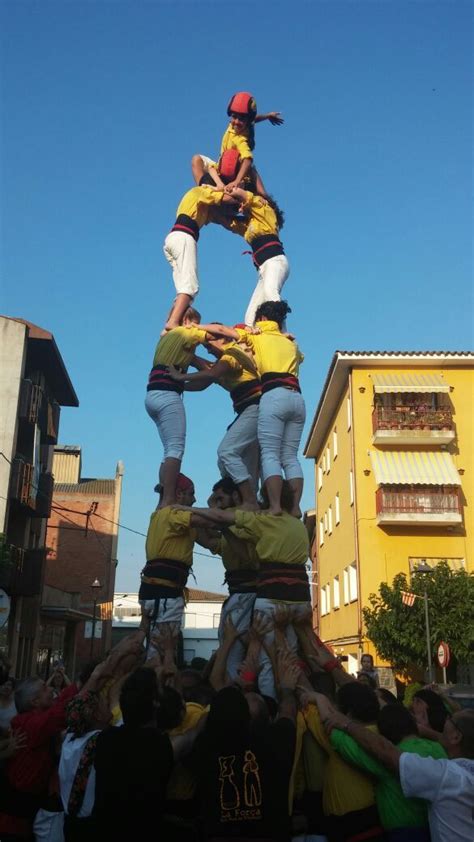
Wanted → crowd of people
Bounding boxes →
[0,610,473,842]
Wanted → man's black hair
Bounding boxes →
[377,704,418,745]
[156,686,185,731]
[212,477,241,498]
[120,668,159,727]
[254,300,291,328]
[337,681,380,723]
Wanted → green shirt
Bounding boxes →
[330,731,447,830]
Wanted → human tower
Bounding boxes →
[139,91,310,698]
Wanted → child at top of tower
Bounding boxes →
[191,91,283,198]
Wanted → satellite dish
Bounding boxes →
[0,589,10,629]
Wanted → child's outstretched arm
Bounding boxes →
[255,111,284,125]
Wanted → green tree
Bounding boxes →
[363,562,474,674]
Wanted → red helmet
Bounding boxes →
[227,91,257,120]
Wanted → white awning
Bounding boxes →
[371,373,450,393]
[369,451,461,486]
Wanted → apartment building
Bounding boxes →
[0,317,78,676]
[304,351,473,676]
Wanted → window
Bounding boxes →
[326,445,331,473]
[349,470,354,506]
[343,568,349,604]
[321,584,331,615]
[333,428,338,460]
[347,395,352,430]
[318,464,323,490]
[349,562,358,602]
[319,519,324,547]
[328,506,333,534]
[333,576,340,609]
[324,512,328,533]
[335,493,340,525]
[323,453,327,473]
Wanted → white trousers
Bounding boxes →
[258,388,306,481]
[140,596,185,660]
[217,404,259,487]
[218,592,256,680]
[245,254,290,325]
[254,599,311,699]
[145,389,186,461]
[163,231,199,297]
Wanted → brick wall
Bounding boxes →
[45,490,118,667]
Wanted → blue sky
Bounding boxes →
[1,1,472,593]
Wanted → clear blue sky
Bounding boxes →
[1,1,472,593]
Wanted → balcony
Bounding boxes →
[0,546,44,596]
[18,380,61,444]
[9,458,35,508]
[376,486,462,526]
[372,407,455,445]
[33,472,54,518]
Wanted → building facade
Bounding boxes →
[45,446,123,674]
[112,590,225,663]
[304,352,473,677]
[0,317,78,677]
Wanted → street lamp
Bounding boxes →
[415,562,433,682]
[90,578,102,658]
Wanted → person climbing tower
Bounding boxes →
[168,333,261,508]
[163,184,241,329]
[199,300,305,517]
[218,186,289,325]
[191,91,283,198]
[145,306,209,505]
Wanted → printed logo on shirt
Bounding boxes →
[218,750,262,822]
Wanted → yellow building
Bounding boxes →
[304,351,473,676]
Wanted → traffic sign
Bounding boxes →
[437,641,450,669]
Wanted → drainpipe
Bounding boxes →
[348,373,363,662]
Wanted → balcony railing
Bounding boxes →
[9,458,35,507]
[376,487,462,526]
[372,407,454,433]
[18,380,61,444]
[33,472,54,518]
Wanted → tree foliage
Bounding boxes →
[362,562,474,674]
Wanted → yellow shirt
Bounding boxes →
[145,507,196,565]
[303,705,375,817]
[176,185,226,228]
[228,192,279,243]
[167,703,207,802]
[233,510,309,566]
[236,321,304,376]
[213,526,259,574]
[220,124,253,161]
[153,325,208,368]
[218,351,259,392]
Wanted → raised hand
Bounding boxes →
[267,111,284,126]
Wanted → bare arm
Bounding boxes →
[174,505,237,527]
[324,712,402,776]
[198,323,240,341]
[169,359,232,389]
[255,112,284,126]
[209,616,242,691]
